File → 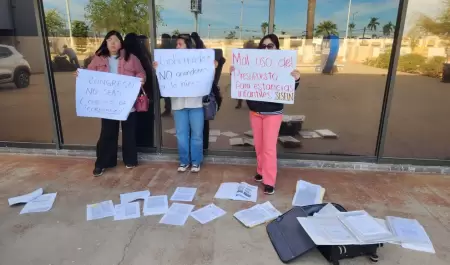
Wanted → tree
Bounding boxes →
[85,0,163,36]
[382,21,395,37]
[172,29,180,35]
[281,31,287,35]
[315,21,338,37]
[418,0,450,40]
[45,9,65,37]
[306,0,317,39]
[348,22,356,38]
[72,20,89,51]
[225,31,237,39]
[261,22,269,36]
[367,17,380,32]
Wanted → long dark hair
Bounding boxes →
[177,35,193,49]
[124,33,153,93]
[258,34,280,49]
[95,30,130,60]
[191,32,205,49]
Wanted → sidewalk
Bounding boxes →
[0,154,449,265]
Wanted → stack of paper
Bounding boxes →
[222,131,239,137]
[386,216,435,253]
[159,203,195,226]
[87,200,115,221]
[229,138,254,146]
[191,204,226,224]
[298,215,358,245]
[143,195,169,216]
[314,203,341,216]
[299,131,322,139]
[170,187,197,202]
[292,180,325,206]
[234,202,281,228]
[315,129,338,138]
[209,130,221,136]
[214,182,258,202]
[338,211,396,243]
[282,115,305,122]
[165,128,176,135]
[244,130,253,138]
[114,202,141,221]
[120,190,150,204]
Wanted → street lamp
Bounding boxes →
[239,0,244,40]
[190,0,203,33]
[65,0,74,47]
[343,0,352,63]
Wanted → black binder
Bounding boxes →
[266,203,382,265]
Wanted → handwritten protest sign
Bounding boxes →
[231,49,297,104]
[154,49,215,97]
[76,69,141,121]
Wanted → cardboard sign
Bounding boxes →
[231,49,297,104]
[75,69,141,121]
[155,49,215,97]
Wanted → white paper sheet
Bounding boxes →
[86,200,115,221]
[221,131,239,137]
[209,130,221,136]
[8,188,43,206]
[114,202,141,221]
[159,203,195,226]
[170,187,197,202]
[143,195,169,216]
[339,211,395,243]
[314,203,341,216]
[386,216,435,253]
[214,182,258,202]
[120,190,150,204]
[298,216,358,245]
[20,193,57,214]
[191,204,226,224]
[299,131,322,139]
[259,201,282,219]
[234,201,280,228]
[315,129,338,138]
[292,180,322,206]
[165,128,176,134]
[244,130,253,137]
[209,136,218,143]
[230,138,245,146]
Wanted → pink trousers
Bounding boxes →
[249,112,283,187]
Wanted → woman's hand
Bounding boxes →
[214,60,218,68]
[291,69,300,81]
[152,61,158,70]
[229,65,235,73]
[140,78,145,86]
[74,69,79,77]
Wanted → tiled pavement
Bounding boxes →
[0,154,450,265]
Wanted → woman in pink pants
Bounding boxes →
[230,34,300,194]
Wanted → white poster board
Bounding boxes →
[231,49,297,104]
[76,69,141,121]
[154,49,215,97]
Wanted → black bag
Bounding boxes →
[266,203,382,265]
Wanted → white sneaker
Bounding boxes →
[191,165,201,173]
[177,164,190,172]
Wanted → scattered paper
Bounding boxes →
[298,216,358,245]
[282,115,305,122]
[214,182,258,202]
[234,201,281,228]
[165,128,176,134]
[244,130,253,138]
[114,202,141,221]
[386,216,435,253]
[300,131,322,139]
[120,190,150,204]
[244,138,254,146]
[170,187,197,202]
[191,203,226,224]
[143,195,169,216]
[314,203,341,216]
[230,138,244,146]
[338,211,395,243]
[222,131,239,137]
[86,200,115,221]
[292,180,323,206]
[8,188,44,206]
[20,193,57,214]
[315,129,338,138]
[279,136,301,143]
[159,203,195,226]
[209,136,218,143]
[209,130,221,136]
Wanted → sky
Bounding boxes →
[43,0,444,38]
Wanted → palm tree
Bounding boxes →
[382,21,395,37]
[367,17,380,32]
[315,21,338,37]
[348,22,356,38]
[261,22,269,36]
[306,0,317,39]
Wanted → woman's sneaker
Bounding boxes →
[177,164,190,172]
[264,185,275,195]
[93,168,105,177]
[125,164,137,169]
[254,174,263,182]
[191,165,201,173]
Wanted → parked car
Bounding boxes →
[0,44,31,88]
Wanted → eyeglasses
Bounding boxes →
[260,43,275,49]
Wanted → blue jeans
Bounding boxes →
[173,108,204,166]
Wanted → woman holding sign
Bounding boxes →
[230,34,301,195]
[79,30,146,177]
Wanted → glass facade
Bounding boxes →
[0,0,449,164]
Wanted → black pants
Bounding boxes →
[136,106,154,147]
[203,120,210,150]
[164,97,171,112]
[95,112,137,168]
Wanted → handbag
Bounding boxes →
[203,92,218,120]
[135,89,149,112]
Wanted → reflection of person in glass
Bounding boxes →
[153,35,215,173]
[124,33,154,148]
[160,34,173,117]
[230,34,300,195]
[61,44,80,68]
[80,30,146,177]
